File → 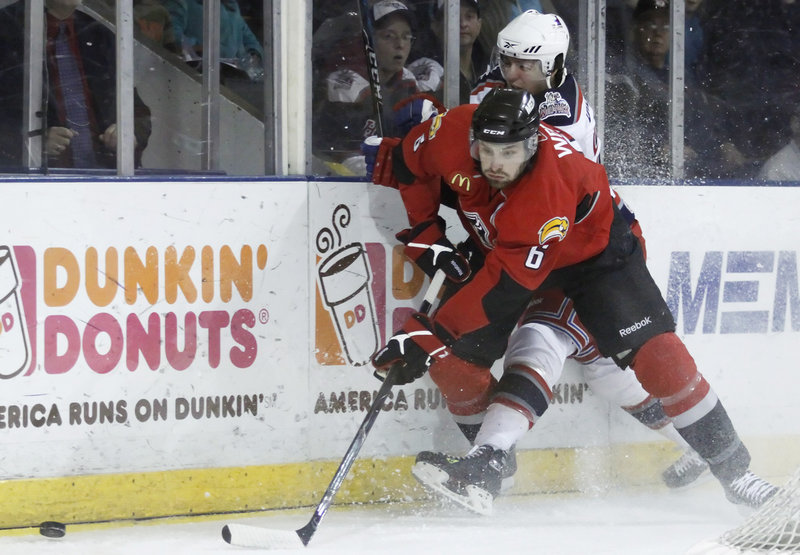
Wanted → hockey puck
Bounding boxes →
[39,521,66,538]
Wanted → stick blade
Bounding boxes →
[295,521,317,546]
[221,523,304,549]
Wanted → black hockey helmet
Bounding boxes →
[470,88,539,160]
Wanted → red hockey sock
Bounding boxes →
[630,332,711,419]
[428,356,496,417]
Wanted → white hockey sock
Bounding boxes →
[473,403,530,451]
[657,422,691,450]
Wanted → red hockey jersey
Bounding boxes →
[395,103,615,354]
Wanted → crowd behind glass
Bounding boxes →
[0,0,797,181]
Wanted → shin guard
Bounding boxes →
[630,332,712,419]
[678,401,751,483]
[428,356,496,418]
[632,333,749,482]
[491,364,552,426]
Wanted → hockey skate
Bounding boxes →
[723,471,779,509]
[412,445,509,516]
[662,450,709,489]
[417,446,517,492]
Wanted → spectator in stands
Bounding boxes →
[103,0,181,54]
[311,0,437,175]
[758,104,800,181]
[130,0,181,54]
[411,0,489,104]
[0,0,152,169]
[556,0,706,79]
[698,0,799,174]
[603,0,736,179]
[373,2,432,91]
[164,0,264,80]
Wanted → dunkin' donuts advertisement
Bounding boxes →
[307,183,469,459]
[0,182,312,478]
[305,181,613,459]
[0,181,498,480]
[5,179,792,483]
[0,245,31,379]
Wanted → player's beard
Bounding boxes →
[486,176,512,189]
[484,166,523,190]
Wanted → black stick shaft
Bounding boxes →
[295,369,396,545]
[294,270,445,546]
[355,0,384,136]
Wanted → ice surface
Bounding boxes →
[0,482,752,555]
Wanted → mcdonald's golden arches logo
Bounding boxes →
[450,173,472,192]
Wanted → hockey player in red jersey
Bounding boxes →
[365,88,777,515]
[379,9,708,491]
[473,8,708,490]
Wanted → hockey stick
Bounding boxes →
[222,270,447,549]
[355,0,384,136]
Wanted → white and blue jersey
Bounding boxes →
[470,68,601,163]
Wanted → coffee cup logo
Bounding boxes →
[316,205,379,366]
[0,246,30,379]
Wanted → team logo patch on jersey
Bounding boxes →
[462,210,494,249]
[538,217,569,244]
[539,91,571,121]
[428,113,444,140]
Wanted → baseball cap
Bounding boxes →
[373,0,415,29]
[633,0,669,21]
[436,0,480,18]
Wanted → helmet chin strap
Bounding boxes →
[545,53,568,89]
[545,67,567,89]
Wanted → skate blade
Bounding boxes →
[411,462,494,516]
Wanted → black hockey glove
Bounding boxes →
[457,236,486,272]
[372,312,449,385]
[396,217,471,284]
[436,237,486,304]
[373,312,491,387]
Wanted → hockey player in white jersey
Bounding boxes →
[406,10,710,507]
[470,10,600,162]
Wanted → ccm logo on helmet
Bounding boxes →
[484,129,507,136]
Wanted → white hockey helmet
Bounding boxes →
[494,10,570,88]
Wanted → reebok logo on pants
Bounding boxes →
[619,316,652,337]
